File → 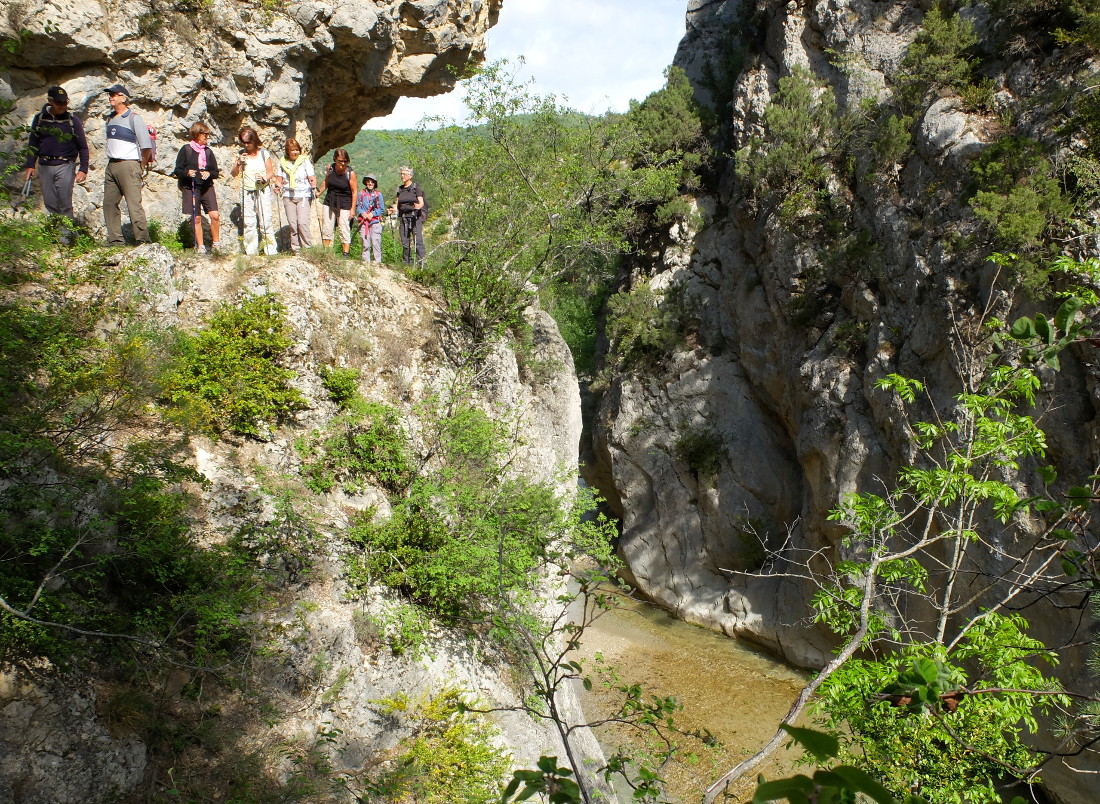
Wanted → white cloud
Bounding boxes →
[364,0,685,130]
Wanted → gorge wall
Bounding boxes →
[587,0,1100,796]
[0,0,499,243]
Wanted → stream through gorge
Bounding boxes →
[574,591,811,802]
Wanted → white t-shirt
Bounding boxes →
[275,156,316,199]
[240,148,271,192]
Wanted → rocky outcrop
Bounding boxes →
[590,0,1100,676]
[0,663,146,804]
[0,246,592,802]
[0,0,499,244]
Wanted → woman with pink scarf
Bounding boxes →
[172,121,221,254]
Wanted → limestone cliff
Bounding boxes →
[0,0,498,243]
[0,246,594,802]
[589,0,1100,695]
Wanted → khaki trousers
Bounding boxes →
[283,196,312,251]
[104,160,149,244]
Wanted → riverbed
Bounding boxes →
[574,591,811,802]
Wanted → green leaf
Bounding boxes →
[1009,317,1035,339]
[1054,296,1084,332]
[915,657,940,685]
[779,724,839,762]
[830,765,902,804]
[1033,313,1053,344]
[753,774,815,803]
[1067,486,1094,509]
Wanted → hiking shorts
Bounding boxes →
[182,185,219,215]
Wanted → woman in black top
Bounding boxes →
[317,148,357,257]
[172,121,221,254]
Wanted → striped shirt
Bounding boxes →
[105,110,152,161]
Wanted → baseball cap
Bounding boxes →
[104,84,130,97]
[47,86,69,103]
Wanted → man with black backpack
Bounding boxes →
[23,86,89,230]
[103,84,153,245]
[390,165,426,265]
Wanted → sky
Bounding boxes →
[364,0,688,130]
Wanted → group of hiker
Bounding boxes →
[22,84,428,264]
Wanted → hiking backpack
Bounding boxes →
[124,112,157,163]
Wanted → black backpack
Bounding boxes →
[397,182,429,219]
[32,110,78,141]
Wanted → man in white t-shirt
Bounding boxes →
[103,84,152,245]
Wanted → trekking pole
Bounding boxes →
[190,176,200,250]
[237,171,245,253]
[12,176,31,212]
[256,187,270,254]
[389,214,397,264]
[315,191,325,250]
[274,185,283,251]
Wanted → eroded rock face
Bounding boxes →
[592,0,1100,687]
[0,663,146,804]
[0,247,590,802]
[0,0,499,243]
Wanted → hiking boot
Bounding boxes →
[196,245,208,255]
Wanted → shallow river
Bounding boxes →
[574,591,811,803]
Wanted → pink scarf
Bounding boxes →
[188,140,207,170]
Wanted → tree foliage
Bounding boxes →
[159,293,306,437]
[409,61,706,344]
[708,259,1100,803]
[0,246,297,665]
[896,7,978,107]
[736,66,839,220]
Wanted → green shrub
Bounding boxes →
[896,8,978,108]
[540,275,612,378]
[344,401,616,631]
[368,688,511,804]
[604,285,680,370]
[969,136,1072,277]
[365,601,431,659]
[298,400,414,495]
[148,218,184,252]
[674,426,725,479]
[346,475,563,623]
[0,282,275,664]
[620,65,709,219]
[319,365,361,409]
[832,318,871,356]
[989,0,1100,52]
[1063,81,1100,159]
[870,113,913,177]
[813,613,1065,804]
[160,293,306,437]
[736,66,839,220]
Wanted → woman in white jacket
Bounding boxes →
[274,138,317,253]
